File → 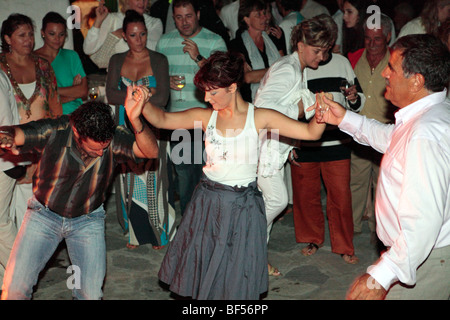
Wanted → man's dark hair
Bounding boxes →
[172,0,199,13]
[392,34,450,92]
[70,101,116,143]
[280,0,302,11]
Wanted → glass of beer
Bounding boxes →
[89,86,100,101]
[173,75,186,101]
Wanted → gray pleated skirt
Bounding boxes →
[158,175,268,300]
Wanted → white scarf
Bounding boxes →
[241,30,281,101]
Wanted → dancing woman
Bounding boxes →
[136,50,326,299]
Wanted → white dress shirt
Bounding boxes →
[339,91,450,290]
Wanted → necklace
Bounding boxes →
[366,53,385,75]
[1,53,40,119]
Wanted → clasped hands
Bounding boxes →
[306,92,347,126]
[125,85,151,121]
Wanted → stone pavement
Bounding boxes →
[31,192,381,301]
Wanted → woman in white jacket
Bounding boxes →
[254,14,337,275]
[83,0,163,69]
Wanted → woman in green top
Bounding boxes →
[35,12,88,114]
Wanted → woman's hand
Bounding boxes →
[267,26,282,40]
[124,85,149,123]
[72,74,82,86]
[93,1,109,28]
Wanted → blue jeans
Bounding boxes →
[1,196,106,300]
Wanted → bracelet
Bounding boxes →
[0,129,14,136]
[134,125,145,135]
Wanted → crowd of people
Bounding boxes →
[0,0,449,300]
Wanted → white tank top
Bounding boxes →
[18,81,36,99]
[203,103,259,187]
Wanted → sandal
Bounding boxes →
[268,264,281,277]
[301,243,322,256]
[126,243,139,249]
[152,245,164,250]
[341,254,359,264]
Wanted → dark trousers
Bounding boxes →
[170,130,204,215]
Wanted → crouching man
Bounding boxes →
[0,86,157,299]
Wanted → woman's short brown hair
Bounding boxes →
[290,14,338,52]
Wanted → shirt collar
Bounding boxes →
[395,90,448,124]
[291,51,300,65]
[66,128,74,148]
[362,49,390,72]
[67,128,84,162]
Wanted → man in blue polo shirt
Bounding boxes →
[156,0,227,215]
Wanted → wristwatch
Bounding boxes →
[195,54,204,63]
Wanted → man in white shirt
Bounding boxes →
[318,34,450,300]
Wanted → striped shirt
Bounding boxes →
[19,116,138,218]
[156,27,227,112]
